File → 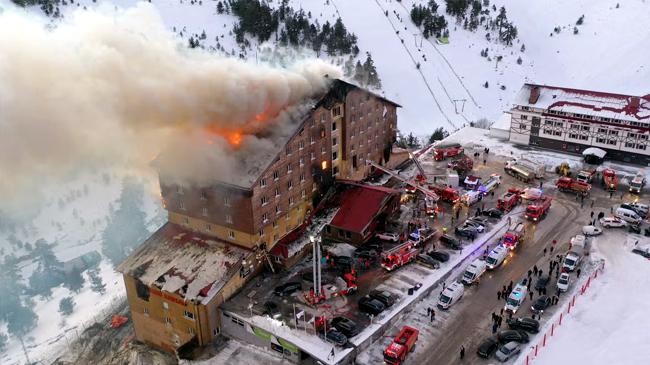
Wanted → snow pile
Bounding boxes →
[532,232,650,365]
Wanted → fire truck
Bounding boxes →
[502,221,526,250]
[576,169,596,183]
[524,196,552,222]
[434,143,464,161]
[629,171,646,194]
[383,326,419,365]
[381,241,419,271]
[481,174,501,195]
[497,188,521,212]
[431,185,461,203]
[602,169,619,191]
[556,177,591,196]
[304,273,358,305]
[447,155,474,176]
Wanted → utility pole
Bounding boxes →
[452,99,467,114]
[310,235,322,298]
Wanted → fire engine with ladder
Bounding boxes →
[381,241,420,271]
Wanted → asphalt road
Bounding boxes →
[405,154,616,365]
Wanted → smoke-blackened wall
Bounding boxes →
[0,3,341,218]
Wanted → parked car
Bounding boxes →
[358,296,386,316]
[632,247,650,258]
[369,290,397,308]
[439,234,462,250]
[416,253,441,269]
[506,317,539,333]
[629,202,649,217]
[376,232,399,242]
[330,317,360,338]
[463,219,486,232]
[482,208,504,219]
[534,276,550,291]
[531,295,551,314]
[495,341,521,362]
[557,272,570,292]
[354,247,378,260]
[582,225,603,236]
[323,329,347,346]
[620,203,647,218]
[468,216,490,226]
[497,330,529,344]
[455,225,478,239]
[600,216,627,228]
[274,282,302,297]
[427,250,451,262]
[476,337,499,358]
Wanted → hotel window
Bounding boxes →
[332,121,337,131]
[289,197,295,206]
[570,124,579,130]
[544,120,553,126]
[200,190,207,200]
[228,231,235,239]
[288,180,294,189]
[521,115,528,120]
[299,140,305,149]
[286,145,292,155]
[273,220,278,228]
[258,228,264,237]
[224,196,231,207]
[260,178,267,188]
[321,146,326,155]
[225,214,233,224]
[582,126,590,131]
[300,173,305,182]
[301,189,306,198]
[275,206,281,215]
[206,223,212,231]
[275,188,280,197]
[179,200,186,210]
[333,166,339,175]
[273,170,279,180]
[300,158,304,166]
[598,128,608,134]
[607,139,617,145]
[320,127,326,138]
[637,144,647,150]
[188,327,195,335]
[261,196,269,206]
[333,106,342,117]
[163,302,169,310]
[626,142,636,148]
[262,213,269,223]
[143,307,149,316]
[183,310,195,320]
[332,137,337,146]
[579,135,588,141]
[310,151,315,160]
[287,163,292,173]
[310,135,315,144]
[164,317,172,326]
[202,207,208,217]
[332,151,338,160]
[609,130,619,135]
[569,133,579,139]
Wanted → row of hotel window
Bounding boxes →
[520,106,646,128]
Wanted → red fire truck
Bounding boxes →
[602,169,619,191]
[384,326,420,365]
[431,185,461,203]
[556,177,591,196]
[447,155,474,176]
[502,221,526,250]
[525,196,552,222]
[497,188,521,212]
[381,242,419,271]
[434,143,464,161]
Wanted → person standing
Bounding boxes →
[427,307,431,317]
[591,211,595,219]
[550,245,554,254]
[529,290,534,300]
[577,268,581,278]
[543,247,547,256]
[497,290,502,300]
[539,269,544,277]
[430,309,436,322]
[460,345,466,360]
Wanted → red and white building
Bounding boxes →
[508,84,650,165]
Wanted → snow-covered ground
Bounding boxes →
[533,232,650,364]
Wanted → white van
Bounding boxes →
[461,190,482,206]
[485,245,509,269]
[462,259,487,285]
[615,207,642,225]
[563,252,582,272]
[504,283,527,314]
[437,281,464,309]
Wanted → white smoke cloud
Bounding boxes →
[0,3,341,219]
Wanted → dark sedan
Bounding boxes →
[455,225,478,239]
[427,250,451,262]
[531,295,552,313]
[439,234,462,250]
[274,282,302,297]
[323,329,347,346]
[369,290,397,308]
[331,317,360,338]
[497,330,529,344]
[535,275,550,290]
[482,208,504,219]
[416,253,441,269]
[476,337,499,358]
[507,317,539,333]
[358,296,386,316]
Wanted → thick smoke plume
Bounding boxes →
[0,3,341,218]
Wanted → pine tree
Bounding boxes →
[0,332,7,353]
[59,297,75,316]
[520,44,526,52]
[7,305,37,337]
[63,267,85,293]
[363,53,382,89]
[216,1,224,14]
[429,127,449,143]
[89,269,107,295]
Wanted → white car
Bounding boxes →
[599,216,627,228]
[630,202,649,216]
[376,232,399,242]
[582,225,603,236]
[557,273,570,292]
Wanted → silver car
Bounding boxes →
[495,341,521,362]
